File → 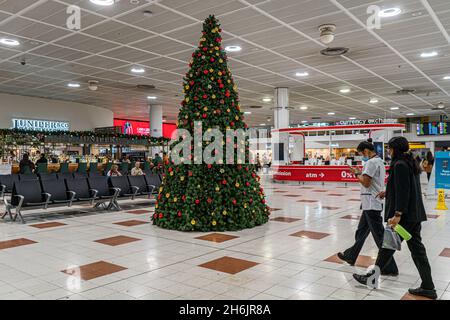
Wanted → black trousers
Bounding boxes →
[426,172,431,181]
[344,210,398,274]
[375,221,434,290]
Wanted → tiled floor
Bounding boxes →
[0,173,449,300]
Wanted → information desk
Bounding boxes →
[273,165,389,183]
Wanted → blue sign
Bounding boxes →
[435,151,450,189]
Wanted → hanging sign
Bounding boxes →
[12,118,70,132]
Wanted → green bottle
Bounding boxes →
[394,224,412,241]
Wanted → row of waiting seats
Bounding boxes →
[0,173,162,223]
[28,161,155,175]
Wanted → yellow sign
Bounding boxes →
[435,189,448,210]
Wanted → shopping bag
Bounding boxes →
[382,226,402,251]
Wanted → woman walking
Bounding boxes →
[353,137,437,299]
[421,151,434,181]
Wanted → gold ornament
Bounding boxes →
[173,197,178,202]
[212,220,217,226]
[185,97,189,102]
[219,59,223,63]
[180,176,185,181]
[215,186,220,192]
[165,193,170,198]
[222,210,227,215]
[170,171,174,176]
[191,219,196,225]
[235,183,240,187]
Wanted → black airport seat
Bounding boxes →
[109,176,138,199]
[40,178,75,206]
[38,173,58,181]
[73,172,88,179]
[57,173,74,181]
[19,174,39,181]
[2,180,51,223]
[128,175,155,197]
[87,176,120,210]
[65,178,98,203]
[144,173,161,190]
[0,174,19,195]
[88,171,102,178]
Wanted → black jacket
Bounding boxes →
[385,159,427,222]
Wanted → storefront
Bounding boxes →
[272,121,405,183]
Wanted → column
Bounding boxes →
[272,88,290,165]
[149,104,163,137]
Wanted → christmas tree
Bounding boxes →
[152,15,270,231]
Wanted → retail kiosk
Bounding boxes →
[271,120,406,184]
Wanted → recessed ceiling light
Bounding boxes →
[262,98,272,102]
[379,8,402,18]
[244,111,252,114]
[349,117,356,120]
[420,51,438,58]
[147,96,157,100]
[301,120,308,123]
[225,45,241,52]
[369,98,379,104]
[437,102,445,109]
[67,83,80,88]
[406,113,415,116]
[131,67,145,73]
[339,88,351,93]
[443,75,450,80]
[0,38,20,46]
[328,112,335,115]
[89,0,115,6]
[295,72,309,77]
[390,107,400,110]
[300,105,308,110]
[259,123,266,126]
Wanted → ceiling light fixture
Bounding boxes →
[147,96,157,100]
[318,24,336,44]
[131,67,145,73]
[390,107,400,110]
[406,113,415,116]
[420,51,438,58]
[300,105,308,110]
[0,38,20,46]
[443,75,450,80]
[328,112,335,115]
[379,8,402,17]
[369,98,379,104]
[259,123,266,126]
[349,117,356,120]
[295,71,309,77]
[67,83,80,88]
[89,0,115,6]
[339,88,351,93]
[262,98,272,102]
[244,111,252,114]
[225,45,241,52]
[437,102,445,109]
[301,120,308,123]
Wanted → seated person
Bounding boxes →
[19,153,35,173]
[107,164,122,177]
[36,154,48,165]
[131,162,144,176]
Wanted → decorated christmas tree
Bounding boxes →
[152,15,270,231]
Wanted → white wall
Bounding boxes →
[0,93,113,131]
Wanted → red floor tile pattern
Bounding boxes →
[62,261,127,280]
[30,222,67,229]
[269,208,282,212]
[426,214,441,219]
[195,233,239,243]
[439,248,450,258]
[199,256,259,275]
[340,215,361,220]
[328,194,344,196]
[94,235,141,246]
[290,230,330,240]
[297,199,319,203]
[0,238,37,250]
[320,206,341,210]
[324,254,375,268]
[113,220,149,227]
[126,209,153,214]
[401,293,433,300]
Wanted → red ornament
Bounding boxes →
[168,167,173,172]
[202,114,207,119]
[222,179,227,185]
[261,199,266,204]
[203,70,209,75]
[225,90,230,97]
[190,80,195,85]
[188,171,193,177]
[157,194,162,200]
[177,211,182,217]
[217,79,222,84]
[191,53,195,57]
[207,164,212,169]
[195,199,200,205]
[232,199,237,205]
[249,198,253,203]
[197,53,201,57]
[159,213,163,218]
[245,167,249,171]
[194,96,198,101]
[203,94,207,99]
[243,191,246,196]
[230,121,235,127]
[207,198,212,204]
[215,37,221,43]
[202,47,207,52]
[210,57,215,62]
[246,182,250,187]
[252,173,256,178]
[182,195,186,201]
[219,84,224,89]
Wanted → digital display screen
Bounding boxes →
[113,119,177,138]
[417,122,449,136]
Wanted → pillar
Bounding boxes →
[149,104,163,137]
[272,88,290,165]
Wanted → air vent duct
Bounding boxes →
[320,47,349,56]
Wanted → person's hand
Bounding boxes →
[388,215,401,228]
[377,191,386,199]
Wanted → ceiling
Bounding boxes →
[0,0,450,127]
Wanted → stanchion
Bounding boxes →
[435,189,448,210]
